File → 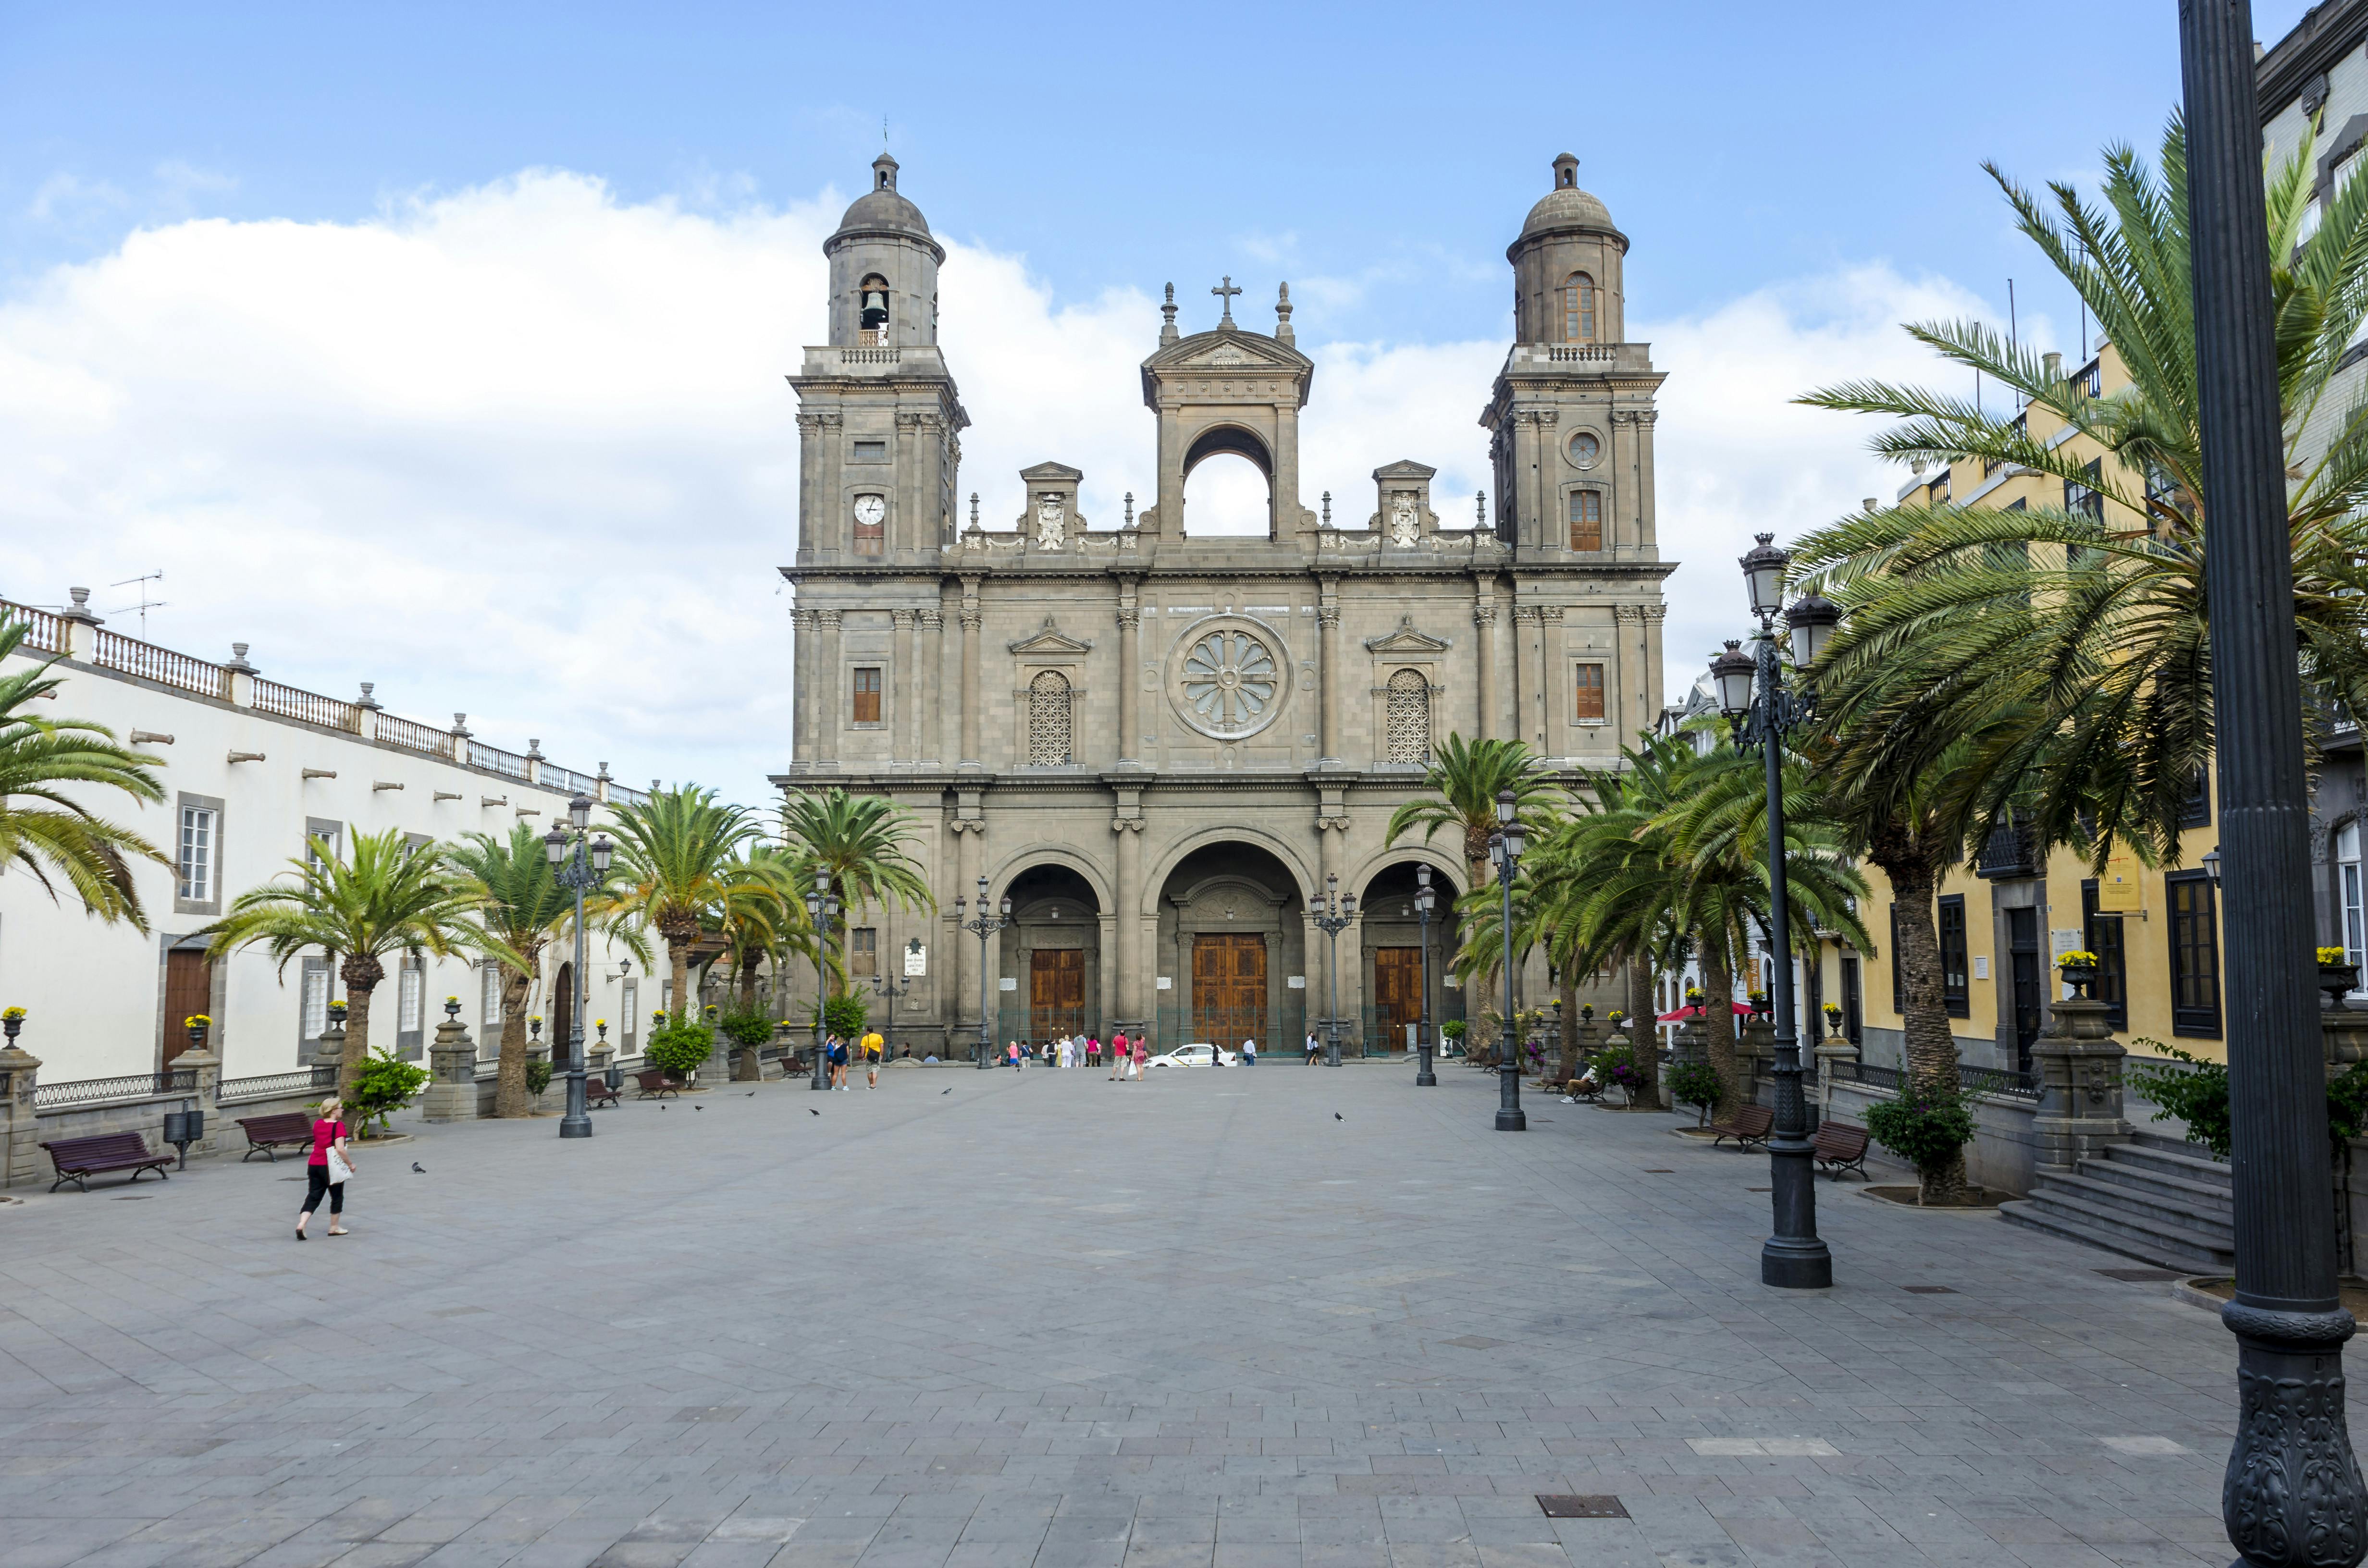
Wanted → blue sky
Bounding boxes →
[0,1,2319,805]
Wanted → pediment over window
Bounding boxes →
[1143,329,1314,375]
[1362,615,1451,655]
[1007,615,1096,656]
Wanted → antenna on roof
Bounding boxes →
[108,570,166,637]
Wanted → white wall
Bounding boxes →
[0,642,654,1084]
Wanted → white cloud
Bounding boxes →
[0,171,1998,809]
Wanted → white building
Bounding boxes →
[1,589,661,1091]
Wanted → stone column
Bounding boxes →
[421,1012,480,1122]
[0,1029,39,1191]
[176,1046,221,1156]
[891,609,917,762]
[1511,605,1542,754]
[1115,588,1142,766]
[920,608,946,762]
[1317,577,1343,766]
[1539,606,1564,760]
[813,609,842,769]
[2029,993,2129,1172]
[790,607,814,771]
[1112,801,1145,1027]
[959,580,984,772]
[1472,588,1499,741]
[953,814,985,1053]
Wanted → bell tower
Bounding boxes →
[1134,280,1317,542]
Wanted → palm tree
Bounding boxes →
[202,828,517,1102]
[0,617,170,928]
[718,843,810,1014]
[444,825,648,1118]
[1384,735,1562,892]
[778,788,933,995]
[600,786,766,1020]
[1791,117,2368,865]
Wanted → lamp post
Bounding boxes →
[870,970,913,1062]
[1414,864,1437,1087]
[1488,788,1528,1131]
[804,871,839,1090]
[954,878,1012,1069]
[1710,535,1838,1289]
[1313,872,1357,1067]
[541,793,612,1140]
[2180,4,2368,1556]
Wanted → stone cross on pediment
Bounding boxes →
[1212,276,1241,326]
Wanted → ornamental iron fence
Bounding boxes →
[34,1068,198,1110]
[218,1065,338,1102]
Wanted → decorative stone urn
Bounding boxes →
[421,1000,479,1122]
[1736,1005,1775,1094]
[2029,986,2129,1172]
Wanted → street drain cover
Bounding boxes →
[2095,1267,2182,1282]
[1642,1169,1675,1174]
[1443,1335,1505,1349]
[1902,1285,1956,1294]
[1537,1495,1628,1519]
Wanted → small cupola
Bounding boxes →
[873,152,899,192]
[1553,152,1580,189]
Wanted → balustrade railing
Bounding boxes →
[251,677,358,731]
[376,710,451,757]
[469,740,530,779]
[612,784,651,808]
[546,765,600,797]
[34,1068,197,1110]
[1832,1059,2040,1101]
[2,601,64,652]
[219,1066,338,1102]
[91,627,229,699]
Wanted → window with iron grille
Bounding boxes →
[622,978,639,1047]
[2080,879,2129,1032]
[481,962,504,1032]
[1567,490,1602,551]
[1384,669,1430,763]
[2168,870,2222,1037]
[1937,894,1970,1018]
[301,958,331,1047]
[1027,670,1072,764]
[851,666,882,724]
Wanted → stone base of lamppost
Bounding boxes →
[1416,1038,1436,1086]
[558,1067,592,1139]
[2221,1302,2368,1566]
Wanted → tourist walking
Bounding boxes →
[829,1034,850,1090]
[1241,1036,1257,1067]
[1108,1030,1126,1080]
[1086,1035,1101,1069]
[1133,1035,1147,1078]
[295,1097,354,1240]
[861,1026,884,1089]
[1304,1030,1321,1065]
[1007,1040,1022,1070]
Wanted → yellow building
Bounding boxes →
[1816,341,2232,1077]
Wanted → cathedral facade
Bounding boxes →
[777,152,1672,1055]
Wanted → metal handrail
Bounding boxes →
[34,1068,197,1110]
[219,1066,338,1102]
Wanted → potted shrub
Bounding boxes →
[646,1015,715,1085]
[1439,1018,1467,1057]
[347,1047,430,1138]
[1667,1061,1723,1125]
[719,1005,775,1078]
[1864,1083,1980,1203]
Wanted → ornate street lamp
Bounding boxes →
[1488,788,1527,1131]
[2180,3,2368,1553]
[1414,864,1438,1087]
[804,871,839,1090]
[1713,535,1830,1288]
[541,793,611,1140]
[1313,873,1357,1067]
[954,878,1012,1069]
[870,968,913,1063]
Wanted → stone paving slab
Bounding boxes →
[0,1062,2257,1566]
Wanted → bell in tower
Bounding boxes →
[823,153,943,350]
[858,274,891,344]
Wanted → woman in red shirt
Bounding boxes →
[296,1096,355,1240]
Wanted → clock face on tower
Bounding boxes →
[853,495,887,527]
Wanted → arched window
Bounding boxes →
[1562,272,1596,343]
[858,273,891,345]
[1385,669,1431,765]
[1027,671,1073,764]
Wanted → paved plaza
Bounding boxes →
[0,1062,2255,1568]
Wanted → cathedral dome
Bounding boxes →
[834,153,931,239]
[1520,153,1615,237]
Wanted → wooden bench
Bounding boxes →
[584,1078,621,1109]
[234,1112,316,1162]
[632,1069,681,1100]
[1813,1122,1871,1180]
[1707,1103,1775,1150]
[39,1132,174,1193]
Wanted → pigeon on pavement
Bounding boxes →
[941,1088,951,1095]
[1334,1114,1343,1122]
[411,1162,425,1173]
[808,1107,820,1116]
[693,1104,702,1111]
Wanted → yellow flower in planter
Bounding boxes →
[2320,946,2351,965]
[183,1014,212,1028]
[2058,950,2100,968]
[1,1005,24,1021]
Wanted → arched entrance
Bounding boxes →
[1000,864,1101,1044]
[1359,862,1463,1053]
[1156,842,1306,1053]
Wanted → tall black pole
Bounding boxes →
[1416,882,1436,1087]
[1755,633,1826,1287]
[1495,831,1525,1132]
[2181,3,2368,1558]
[809,911,830,1091]
[558,855,592,1138]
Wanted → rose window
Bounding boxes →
[1180,630,1279,733]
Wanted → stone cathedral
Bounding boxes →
[777,151,1671,1055]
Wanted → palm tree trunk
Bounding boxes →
[495,968,532,1117]
[667,943,691,1024]
[1626,954,1658,1101]
[1556,967,1580,1087]
[1702,951,1740,1115]
[1880,848,1969,1203]
[738,951,761,1012]
[336,953,385,1109]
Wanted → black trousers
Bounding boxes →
[301,1165,345,1215]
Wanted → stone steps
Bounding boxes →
[1999,1131,2234,1274]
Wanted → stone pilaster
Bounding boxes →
[1736,1008,1775,1096]
[920,608,945,762]
[1115,588,1142,766]
[1472,588,1499,741]
[1317,578,1343,766]
[176,1047,221,1156]
[2029,994,2129,1171]
[1511,604,1544,754]
[891,609,917,761]
[814,609,842,769]
[0,1033,39,1190]
[1112,803,1146,1026]
[421,1014,480,1122]
[1813,1028,1860,1115]
[790,606,814,772]
[958,579,983,771]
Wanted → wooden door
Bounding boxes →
[1030,948,1085,1040]
[162,950,210,1068]
[1192,934,1266,1047]
[1373,947,1423,1044]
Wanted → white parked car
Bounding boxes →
[1147,1042,1239,1068]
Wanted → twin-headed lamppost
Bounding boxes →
[1708,536,1838,1289]
[804,872,839,1090]
[1314,873,1357,1067]
[541,794,613,1140]
[1414,864,1437,1087]
[1489,789,1528,1131]
[954,879,1012,1068]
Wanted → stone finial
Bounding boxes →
[1476,491,1487,527]
[1275,282,1295,345]
[451,712,471,737]
[596,760,610,779]
[1159,282,1178,345]
[1321,491,1331,527]
[968,492,981,531]
[1862,498,1878,513]
[525,738,544,760]
[60,587,101,625]
[223,642,257,673]
[1123,492,1135,528]
[357,682,382,710]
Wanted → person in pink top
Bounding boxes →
[1131,1035,1147,1079]
[295,1096,354,1240]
